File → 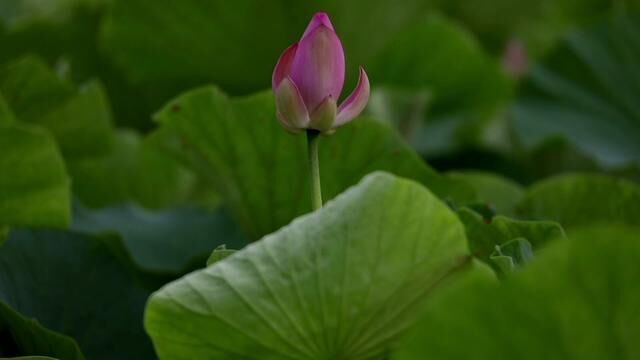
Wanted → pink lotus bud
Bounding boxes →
[501,38,528,79]
[272,12,370,134]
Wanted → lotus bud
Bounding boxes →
[501,38,528,79]
[272,12,370,134]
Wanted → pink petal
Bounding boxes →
[501,39,528,79]
[289,25,345,111]
[335,67,370,127]
[301,12,335,39]
[272,43,298,92]
[274,77,309,130]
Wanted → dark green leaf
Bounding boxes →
[513,14,640,167]
[2,357,59,360]
[2,357,60,360]
[0,0,95,26]
[516,173,640,228]
[0,125,70,228]
[101,0,429,94]
[34,80,113,159]
[102,0,289,92]
[371,15,510,117]
[72,203,248,274]
[0,56,73,122]
[0,56,114,159]
[438,0,620,55]
[0,301,83,360]
[369,15,512,155]
[145,172,471,360]
[447,171,524,215]
[0,230,155,360]
[0,2,158,130]
[0,92,15,124]
[68,129,196,209]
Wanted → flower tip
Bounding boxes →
[312,12,330,22]
[302,12,335,38]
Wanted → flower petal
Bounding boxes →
[309,96,337,133]
[274,77,309,130]
[272,43,298,92]
[334,67,370,127]
[301,12,335,39]
[289,25,345,111]
[276,111,303,134]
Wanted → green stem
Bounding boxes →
[306,130,323,210]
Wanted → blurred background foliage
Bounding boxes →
[2,0,638,183]
[0,0,639,359]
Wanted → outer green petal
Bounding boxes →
[309,96,337,133]
[274,77,309,131]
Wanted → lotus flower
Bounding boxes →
[501,39,528,79]
[272,12,370,134]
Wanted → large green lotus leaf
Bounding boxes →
[457,207,565,265]
[446,171,524,215]
[145,172,471,360]
[0,301,83,359]
[521,136,604,180]
[368,16,511,155]
[0,56,114,159]
[72,203,248,274]
[154,87,474,240]
[0,125,70,228]
[516,173,640,229]
[393,225,640,359]
[0,230,155,359]
[513,14,640,167]
[68,129,196,209]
